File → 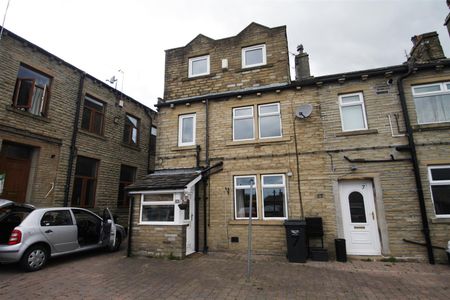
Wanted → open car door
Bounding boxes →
[101,208,117,250]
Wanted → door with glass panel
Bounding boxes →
[339,180,381,255]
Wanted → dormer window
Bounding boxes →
[188,55,210,78]
[242,44,266,68]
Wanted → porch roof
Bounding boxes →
[125,168,202,191]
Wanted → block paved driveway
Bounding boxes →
[0,247,449,299]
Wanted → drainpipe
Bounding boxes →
[397,63,435,264]
[203,99,210,253]
[146,111,154,174]
[127,195,134,257]
[63,72,86,207]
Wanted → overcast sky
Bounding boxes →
[1,0,449,108]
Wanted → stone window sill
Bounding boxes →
[412,122,450,132]
[121,142,141,151]
[6,105,51,123]
[228,220,284,226]
[236,63,274,73]
[226,136,291,147]
[430,217,450,224]
[182,73,217,82]
[335,129,378,137]
[170,145,198,151]
[79,129,107,141]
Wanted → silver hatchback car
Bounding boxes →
[0,199,126,271]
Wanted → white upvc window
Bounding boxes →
[339,92,368,132]
[140,193,178,224]
[178,114,196,146]
[259,103,282,139]
[234,176,258,219]
[233,106,254,141]
[188,55,210,78]
[262,174,287,219]
[242,44,266,68]
[428,165,450,217]
[412,82,450,124]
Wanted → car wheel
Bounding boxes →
[20,245,48,272]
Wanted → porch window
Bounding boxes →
[71,156,99,208]
[140,194,175,223]
[12,65,51,116]
[234,176,258,219]
[428,165,450,217]
[81,96,105,135]
[262,174,287,219]
[412,82,450,124]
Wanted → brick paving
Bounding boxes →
[0,248,449,299]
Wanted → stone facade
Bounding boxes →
[149,23,450,263]
[0,28,156,225]
[163,23,290,100]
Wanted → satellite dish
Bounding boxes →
[295,104,313,119]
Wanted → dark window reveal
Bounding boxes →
[81,96,105,135]
[12,65,51,116]
[117,165,136,208]
[349,191,367,223]
[71,156,98,208]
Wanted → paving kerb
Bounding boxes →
[0,247,449,299]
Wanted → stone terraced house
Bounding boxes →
[128,22,450,263]
[0,27,157,225]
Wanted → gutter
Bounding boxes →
[397,62,435,264]
[63,72,86,207]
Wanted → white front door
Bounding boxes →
[339,180,381,255]
[185,192,195,255]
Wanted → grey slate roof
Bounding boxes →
[125,168,201,191]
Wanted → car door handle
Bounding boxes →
[45,229,53,233]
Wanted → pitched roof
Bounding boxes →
[126,168,201,191]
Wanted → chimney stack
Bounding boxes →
[295,44,312,81]
[408,32,446,63]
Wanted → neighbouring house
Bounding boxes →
[0,27,157,224]
[128,21,449,263]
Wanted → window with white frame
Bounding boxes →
[262,174,287,219]
[233,106,254,141]
[178,114,196,146]
[188,55,210,78]
[412,82,450,124]
[234,174,288,220]
[234,176,258,219]
[339,92,368,131]
[140,194,175,223]
[428,165,450,217]
[259,103,282,139]
[242,44,266,68]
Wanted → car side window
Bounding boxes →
[72,209,101,227]
[40,210,73,226]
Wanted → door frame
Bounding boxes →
[333,176,390,256]
[339,180,381,255]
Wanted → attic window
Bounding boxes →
[188,55,210,78]
[242,44,266,68]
